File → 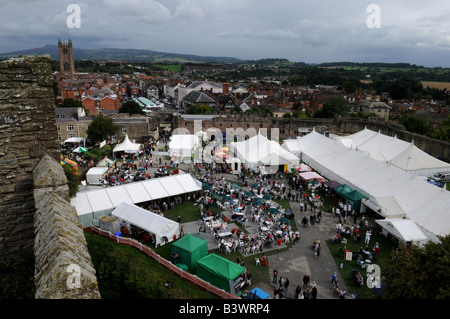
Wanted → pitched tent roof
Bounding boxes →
[230,132,299,170]
[291,130,450,242]
[111,202,180,246]
[332,128,450,176]
[113,134,142,154]
[196,254,246,292]
[388,143,450,176]
[171,234,208,269]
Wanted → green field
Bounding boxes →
[153,64,182,72]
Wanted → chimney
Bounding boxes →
[223,82,230,95]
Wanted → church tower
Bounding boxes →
[58,39,75,78]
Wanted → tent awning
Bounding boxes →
[299,171,324,182]
[375,218,428,244]
[64,137,84,144]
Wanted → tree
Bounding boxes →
[63,163,79,197]
[383,235,450,299]
[389,77,423,100]
[313,97,349,118]
[58,98,83,108]
[119,101,145,115]
[86,114,119,145]
[432,115,450,142]
[400,114,430,135]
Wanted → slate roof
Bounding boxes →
[183,90,215,104]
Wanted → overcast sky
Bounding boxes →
[1,0,450,67]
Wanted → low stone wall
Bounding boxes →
[33,154,101,299]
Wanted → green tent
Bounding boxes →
[333,184,366,213]
[196,254,246,295]
[171,234,208,269]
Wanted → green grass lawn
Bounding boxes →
[85,232,218,299]
[162,200,222,223]
[326,228,395,299]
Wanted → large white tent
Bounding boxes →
[282,130,450,243]
[332,128,450,176]
[230,132,299,171]
[113,134,142,154]
[111,202,180,246]
[168,134,200,160]
[71,173,202,226]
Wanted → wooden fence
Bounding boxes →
[86,227,240,299]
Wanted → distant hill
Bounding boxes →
[0,44,243,64]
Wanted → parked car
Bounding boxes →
[431,172,450,183]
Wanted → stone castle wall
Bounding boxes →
[0,56,100,298]
[0,56,60,263]
[174,114,450,162]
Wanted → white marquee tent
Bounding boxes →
[168,134,200,160]
[282,130,450,243]
[332,128,450,176]
[71,173,202,226]
[230,132,299,170]
[113,134,142,154]
[112,202,180,246]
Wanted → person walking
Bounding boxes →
[331,272,337,286]
[314,242,321,257]
[272,268,278,285]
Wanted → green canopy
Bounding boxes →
[333,184,366,201]
[196,254,246,294]
[279,218,290,224]
[171,234,208,269]
[270,207,280,214]
[245,191,254,196]
[263,194,272,200]
[252,197,263,205]
[251,183,260,188]
[333,184,366,213]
